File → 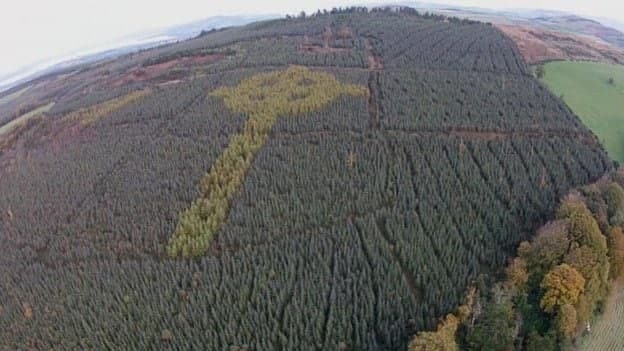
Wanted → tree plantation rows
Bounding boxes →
[167,67,367,258]
[0,8,615,351]
[409,172,624,350]
[116,8,528,78]
[357,15,527,74]
[378,69,585,132]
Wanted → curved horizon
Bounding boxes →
[1,0,623,92]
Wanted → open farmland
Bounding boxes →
[542,61,624,163]
[0,8,614,350]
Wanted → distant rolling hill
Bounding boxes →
[0,15,278,93]
[496,23,624,65]
[534,15,624,49]
[397,1,624,61]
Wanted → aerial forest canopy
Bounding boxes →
[0,7,614,350]
[167,66,368,258]
[409,171,624,350]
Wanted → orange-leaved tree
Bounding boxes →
[540,264,585,313]
[408,314,459,351]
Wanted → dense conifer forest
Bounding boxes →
[0,8,615,350]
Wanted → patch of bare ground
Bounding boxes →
[497,24,624,64]
[298,26,354,54]
[365,38,384,70]
[109,53,225,87]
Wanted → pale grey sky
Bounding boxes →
[1,0,623,82]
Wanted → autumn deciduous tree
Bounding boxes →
[555,304,577,339]
[525,330,557,351]
[603,183,624,211]
[614,168,624,188]
[563,202,608,253]
[408,314,458,351]
[581,184,610,230]
[410,288,478,351]
[603,182,624,226]
[518,220,570,277]
[557,198,587,219]
[564,245,609,311]
[459,177,622,351]
[456,287,477,324]
[540,264,585,313]
[608,226,624,279]
[505,257,529,292]
[557,199,611,320]
[464,300,515,351]
[575,294,593,326]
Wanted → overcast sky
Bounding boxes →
[1,0,623,81]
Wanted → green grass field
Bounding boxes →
[576,281,624,351]
[542,61,624,163]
